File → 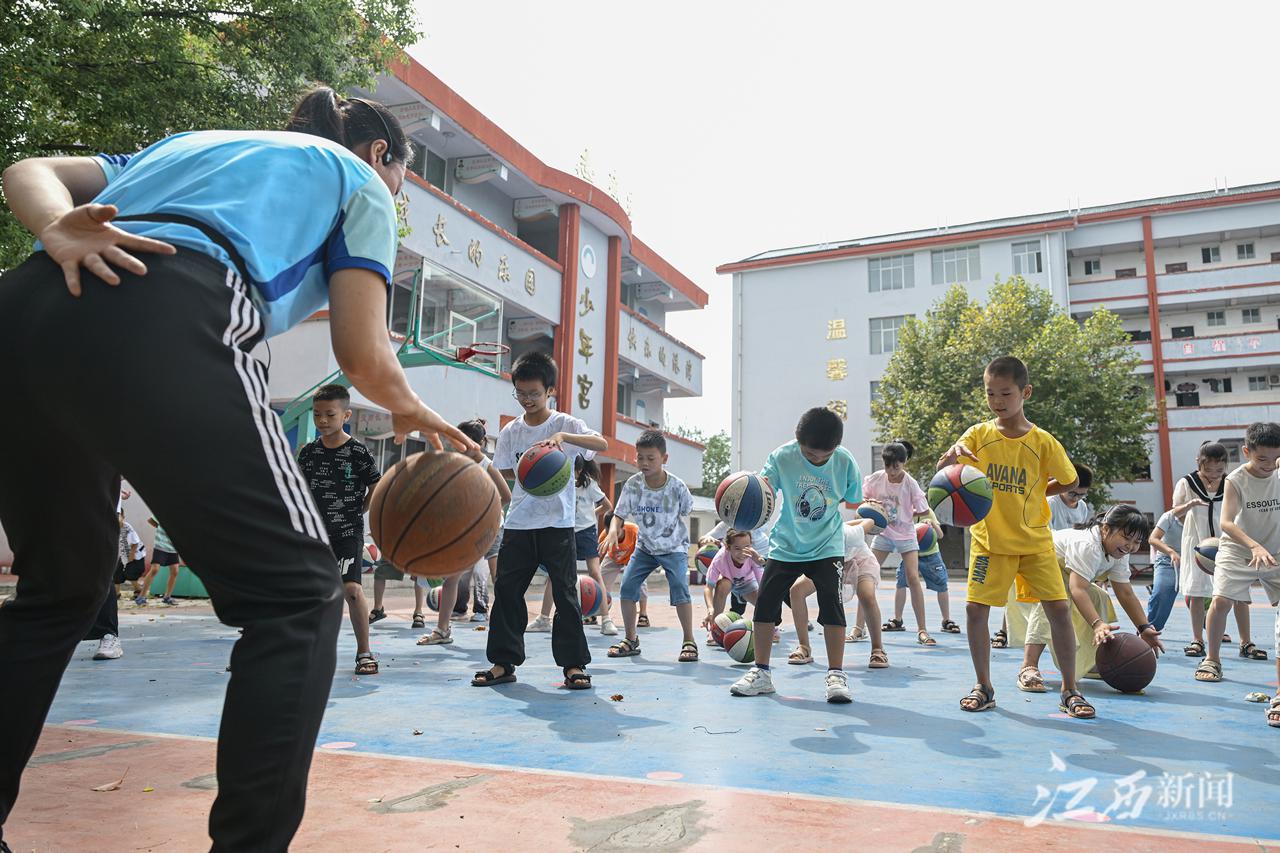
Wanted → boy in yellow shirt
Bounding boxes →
[939,356,1094,718]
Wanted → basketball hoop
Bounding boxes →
[453,341,510,364]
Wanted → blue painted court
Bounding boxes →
[43,586,1280,844]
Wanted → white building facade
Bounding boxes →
[720,182,1280,522]
[263,58,709,498]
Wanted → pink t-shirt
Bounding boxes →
[862,470,928,541]
[706,548,764,585]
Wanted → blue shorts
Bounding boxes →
[896,550,948,593]
[575,526,600,560]
[620,549,691,605]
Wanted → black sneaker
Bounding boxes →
[583,616,598,625]
[368,608,387,624]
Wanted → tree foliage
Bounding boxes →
[0,0,420,268]
[871,276,1153,502]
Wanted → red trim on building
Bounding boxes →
[1143,216,1174,506]
[604,436,637,467]
[716,219,1074,275]
[620,305,707,359]
[616,414,707,450]
[404,173,562,272]
[388,57,707,309]
[555,205,581,414]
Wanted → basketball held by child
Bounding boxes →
[516,444,573,497]
[710,610,742,646]
[855,500,889,534]
[1194,537,1219,575]
[915,522,936,552]
[715,471,775,530]
[723,620,755,663]
[1095,631,1158,693]
[369,450,502,578]
[927,464,993,527]
[578,576,605,618]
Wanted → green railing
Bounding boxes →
[278,268,498,449]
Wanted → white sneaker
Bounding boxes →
[94,634,123,660]
[730,666,775,696]
[527,614,552,632]
[600,617,618,636]
[825,669,852,704]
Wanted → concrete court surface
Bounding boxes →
[5,579,1279,852]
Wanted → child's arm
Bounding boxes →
[1067,571,1112,646]
[1220,479,1278,567]
[594,491,613,522]
[147,517,158,528]
[1045,476,1077,498]
[938,441,978,468]
[603,487,630,552]
[1170,497,1206,521]
[538,431,609,453]
[1111,581,1163,652]
[1148,526,1179,564]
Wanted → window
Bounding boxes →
[1131,462,1152,480]
[1083,259,1102,276]
[868,254,914,292]
[869,381,881,403]
[1175,391,1200,407]
[1218,439,1244,464]
[1127,329,1152,342]
[1115,267,1137,278]
[1011,241,1042,275]
[1171,325,1195,339]
[870,445,885,473]
[1249,375,1269,391]
[931,245,981,284]
[869,315,910,354]
[1201,247,1221,264]
[1237,243,1255,260]
[1272,251,1280,262]
[408,140,448,191]
[1166,262,1188,273]
[1242,307,1262,324]
[1207,310,1225,327]
[387,267,419,338]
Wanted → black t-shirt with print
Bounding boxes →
[297,436,381,543]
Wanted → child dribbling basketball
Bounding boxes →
[473,351,607,689]
[605,430,697,662]
[704,530,764,631]
[729,407,863,703]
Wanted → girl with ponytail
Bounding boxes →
[1017,504,1160,718]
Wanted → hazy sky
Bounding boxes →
[407,1,1280,436]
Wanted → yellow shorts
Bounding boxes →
[966,546,1066,607]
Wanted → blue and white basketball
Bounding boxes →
[855,500,889,535]
[715,471,775,531]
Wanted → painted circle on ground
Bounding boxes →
[63,719,97,726]
[321,741,357,750]
[646,771,683,781]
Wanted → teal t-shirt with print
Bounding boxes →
[761,442,863,562]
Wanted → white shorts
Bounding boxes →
[871,534,918,554]
[1212,557,1280,605]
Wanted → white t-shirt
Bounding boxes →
[121,522,146,562]
[494,411,597,530]
[1053,526,1130,584]
[615,471,694,555]
[1047,495,1091,531]
[843,522,875,561]
[574,480,606,532]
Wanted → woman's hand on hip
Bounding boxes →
[40,203,175,297]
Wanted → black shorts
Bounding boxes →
[332,538,363,585]
[574,526,600,560]
[113,558,146,583]
[152,548,181,567]
[754,557,846,627]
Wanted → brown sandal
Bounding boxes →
[868,648,889,669]
[1268,696,1280,728]
[788,645,813,665]
[355,653,378,675]
[1017,665,1047,693]
[1059,690,1096,719]
[917,630,937,646]
[960,683,996,712]
[678,641,699,663]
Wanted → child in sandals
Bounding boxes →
[881,508,958,637]
[805,519,886,668]
[704,530,764,642]
[1018,506,1161,707]
[603,430,696,662]
[1194,422,1280,699]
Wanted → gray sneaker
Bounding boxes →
[825,670,852,704]
[527,614,552,632]
[730,666,775,696]
[93,634,123,660]
[600,617,618,636]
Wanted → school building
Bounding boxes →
[264,57,709,500]
[718,181,1280,526]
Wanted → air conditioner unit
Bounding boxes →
[1269,374,1280,388]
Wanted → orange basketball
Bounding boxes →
[369,450,501,578]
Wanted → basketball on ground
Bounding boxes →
[1095,632,1157,693]
[723,620,755,663]
[715,471,775,530]
[710,610,742,646]
[927,464,993,527]
[578,576,605,618]
[517,445,573,496]
[369,450,502,578]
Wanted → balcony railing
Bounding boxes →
[1166,401,1280,430]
